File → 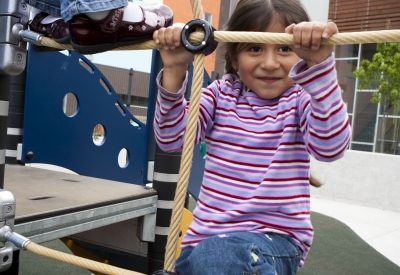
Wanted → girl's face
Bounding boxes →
[234,21,301,99]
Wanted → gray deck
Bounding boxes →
[4,164,157,244]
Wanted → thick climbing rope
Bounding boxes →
[19,0,400,273]
[163,53,205,271]
[25,241,142,275]
[163,0,206,271]
[39,29,400,51]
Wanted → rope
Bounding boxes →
[214,29,400,44]
[164,0,204,269]
[25,241,144,275]
[190,0,205,20]
[163,53,205,271]
[38,29,400,51]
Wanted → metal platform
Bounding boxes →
[3,164,157,245]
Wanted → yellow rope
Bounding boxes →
[38,29,400,51]
[164,0,205,269]
[25,241,144,275]
[163,53,205,271]
[190,0,205,20]
[214,29,400,44]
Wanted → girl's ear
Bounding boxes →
[232,60,238,72]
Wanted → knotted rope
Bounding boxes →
[19,0,400,273]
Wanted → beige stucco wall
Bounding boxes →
[310,150,400,212]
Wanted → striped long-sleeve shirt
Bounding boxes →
[154,54,351,266]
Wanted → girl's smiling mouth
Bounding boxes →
[258,76,281,84]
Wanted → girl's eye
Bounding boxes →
[249,46,262,52]
[279,46,292,52]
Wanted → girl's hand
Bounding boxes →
[285,21,338,68]
[153,25,194,92]
[153,25,194,69]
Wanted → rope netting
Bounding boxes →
[18,0,400,274]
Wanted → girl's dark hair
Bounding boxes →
[224,0,310,75]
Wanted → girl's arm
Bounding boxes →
[153,25,219,152]
[291,54,351,162]
[153,72,220,153]
[287,21,350,161]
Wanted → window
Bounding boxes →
[204,12,212,24]
[336,42,400,155]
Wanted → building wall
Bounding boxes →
[328,0,400,154]
[309,1,400,211]
[162,0,221,75]
[328,0,400,32]
[310,150,400,212]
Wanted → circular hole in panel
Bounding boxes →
[93,124,106,146]
[118,148,129,168]
[62,93,78,117]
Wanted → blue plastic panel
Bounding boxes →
[22,49,149,185]
[22,46,211,195]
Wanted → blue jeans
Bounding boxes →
[23,0,127,21]
[175,232,302,275]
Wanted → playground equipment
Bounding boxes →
[1,0,400,274]
[0,1,197,274]
[1,1,212,273]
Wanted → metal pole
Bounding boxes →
[146,50,183,274]
[0,1,29,187]
[127,68,133,107]
[6,71,26,165]
[1,1,29,274]
[147,145,181,274]
[0,75,11,189]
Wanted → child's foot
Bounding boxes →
[69,4,173,54]
[28,12,70,44]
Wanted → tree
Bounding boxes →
[353,41,400,153]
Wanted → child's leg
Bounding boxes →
[175,232,301,275]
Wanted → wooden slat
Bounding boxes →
[329,0,400,32]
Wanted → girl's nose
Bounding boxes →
[260,51,280,70]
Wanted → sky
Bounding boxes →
[89,50,154,73]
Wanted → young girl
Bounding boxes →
[152,0,351,274]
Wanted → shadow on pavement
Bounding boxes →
[298,212,400,275]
